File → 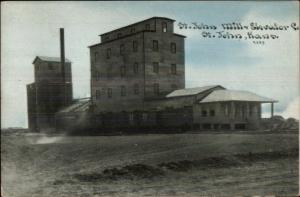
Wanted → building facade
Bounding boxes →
[89,17,185,113]
[27,56,73,131]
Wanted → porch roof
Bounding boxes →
[199,90,277,103]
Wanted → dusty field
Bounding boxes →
[1,131,299,197]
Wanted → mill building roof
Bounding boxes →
[33,56,71,64]
[99,17,175,36]
[199,89,277,103]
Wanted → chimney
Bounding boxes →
[60,28,65,82]
[60,28,66,105]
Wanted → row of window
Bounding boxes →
[94,63,177,80]
[36,63,56,71]
[94,41,176,62]
[96,84,140,100]
[95,83,178,99]
[202,110,215,117]
[104,22,169,41]
[201,104,259,118]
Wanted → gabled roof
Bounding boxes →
[33,56,71,64]
[200,89,277,103]
[166,85,225,98]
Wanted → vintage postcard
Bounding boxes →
[1,1,299,196]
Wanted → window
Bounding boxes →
[162,22,167,32]
[133,41,138,52]
[106,48,111,59]
[131,28,135,33]
[210,110,215,116]
[134,84,139,95]
[153,62,159,73]
[107,88,112,98]
[133,62,139,74]
[117,33,122,38]
[95,71,100,81]
[153,40,158,51]
[120,44,125,55]
[145,24,150,30]
[120,66,126,77]
[202,110,207,117]
[36,65,40,71]
[121,86,126,97]
[96,90,101,100]
[171,84,177,90]
[142,113,148,121]
[171,64,177,75]
[153,83,159,95]
[171,42,176,53]
[94,52,99,62]
[48,63,54,70]
[105,36,109,41]
[107,66,112,78]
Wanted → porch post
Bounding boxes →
[271,102,274,118]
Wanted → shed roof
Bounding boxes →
[33,56,71,64]
[166,85,224,98]
[200,90,277,103]
[57,98,90,114]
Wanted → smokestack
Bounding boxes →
[60,28,65,81]
[60,28,66,105]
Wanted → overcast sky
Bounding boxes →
[1,1,299,128]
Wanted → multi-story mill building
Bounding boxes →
[89,17,185,113]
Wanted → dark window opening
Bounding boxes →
[171,64,177,75]
[153,62,159,73]
[120,44,125,55]
[162,22,167,32]
[107,66,112,78]
[107,88,112,98]
[131,28,135,33]
[106,48,111,59]
[221,124,231,130]
[213,124,219,130]
[153,83,159,95]
[202,110,207,117]
[235,124,246,130]
[202,124,211,130]
[117,33,122,38]
[48,63,54,70]
[171,42,176,53]
[120,66,126,77]
[133,62,139,74]
[145,24,150,30]
[133,41,138,52]
[121,86,126,97]
[96,90,101,100]
[96,71,100,81]
[134,84,139,95]
[210,110,215,116]
[153,40,158,51]
[94,52,99,62]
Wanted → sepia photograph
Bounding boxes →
[1,1,299,196]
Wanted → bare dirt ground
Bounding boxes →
[1,130,298,197]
